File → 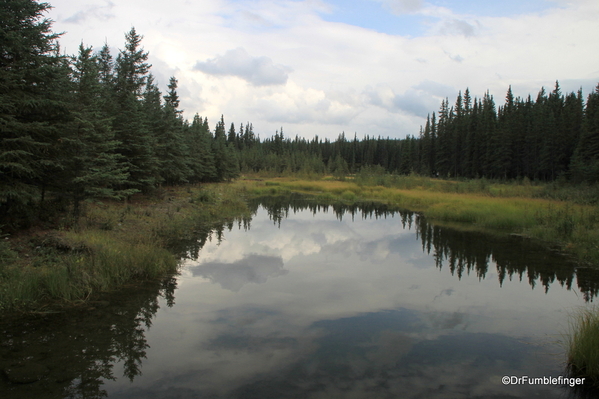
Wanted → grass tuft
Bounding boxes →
[567,307,599,386]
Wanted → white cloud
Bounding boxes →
[412,80,457,98]
[63,0,115,23]
[191,254,288,292]
[374,0,424,14]
[438,18,478,37]
[364,82,451,118]
[194,47,292,86]
[247,82,363,125]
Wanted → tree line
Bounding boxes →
[233,78,599,184]
[416,84,599,182]
[2,0,599,227]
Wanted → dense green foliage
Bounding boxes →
[0,0,66,222]
[2,0,599,229]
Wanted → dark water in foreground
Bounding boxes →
[2,197,599,398]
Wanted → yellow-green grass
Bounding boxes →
[567,307,599,386]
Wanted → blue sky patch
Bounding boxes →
[319,0,554,36]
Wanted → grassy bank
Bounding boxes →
[0,184,250,313]
[234,174,599,266]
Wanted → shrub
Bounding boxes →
[341,190,357,202]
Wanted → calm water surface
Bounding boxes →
[2,198,598,398]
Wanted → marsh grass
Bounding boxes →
[567,307,599,386]
[0,235,177,312]
[0,267,42,309]
[340,190,357,202]
[0,183,250,313]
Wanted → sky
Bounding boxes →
[47,0,599,140]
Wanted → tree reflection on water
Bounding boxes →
[0,277,177,399]
[252,194,598,302]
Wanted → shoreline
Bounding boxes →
[1,175,598,314]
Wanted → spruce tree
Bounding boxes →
[561,90,583,176]
[539,82,564,180]
[211,115,238,181]
[419,116,433,175]
[187,114,217,182]
[533,87,552,179]
[330,153,349,180]
[97,42,116,116]
[571,84,599,182]
[158,77,192,185]
[452,91,466,177]
[435,99,451,177]
[480,92,497,177]
[492,86,515,179]
[139,73,171,188]
[0,0,68,222]
[60,44,130,217]
[112,27,159,191]
[227,123,237,147]
[521,95,538,179]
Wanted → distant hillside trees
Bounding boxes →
[409,81,593,182]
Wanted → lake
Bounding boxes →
[2,196,597,398]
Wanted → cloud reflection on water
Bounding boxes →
[190,254,287,292]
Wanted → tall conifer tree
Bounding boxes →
[158,77,192,185]
[572,84,599,182]
[0,0,68,222]
[113,27,158,191]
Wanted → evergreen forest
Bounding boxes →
[2,0,599,228]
